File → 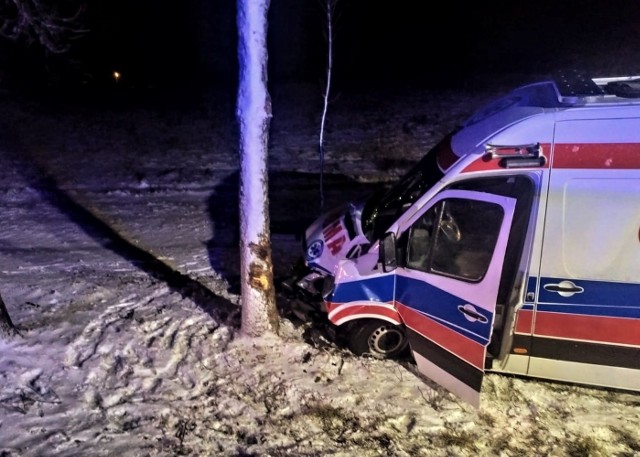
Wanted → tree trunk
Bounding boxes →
[236,0,279,337]
[0,291,18,338]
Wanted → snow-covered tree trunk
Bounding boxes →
[236,0,279,337]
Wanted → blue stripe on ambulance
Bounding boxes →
[332,274,493,346]
[395,275,492,346]
[523,276,640,368]
[537,277,640,316]
[331,275,395,304]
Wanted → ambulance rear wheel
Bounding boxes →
[347,319,409,360]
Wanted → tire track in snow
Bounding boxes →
[64,281,233,423]
[64,287,170,369]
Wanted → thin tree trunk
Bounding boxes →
[318,0,337,214]
[236,0,279,337]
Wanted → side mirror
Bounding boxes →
[379,232,398,272]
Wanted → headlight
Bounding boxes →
[322,275,335,300]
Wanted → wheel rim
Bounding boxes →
[368,324,406,355]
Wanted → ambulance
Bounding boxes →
[290,74,640,406]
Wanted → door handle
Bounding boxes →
[457,304,489,323]
[543,280,584,297]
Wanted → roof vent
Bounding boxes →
[555,71,604,97]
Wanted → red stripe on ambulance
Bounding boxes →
[515,308,534,334]
[534,311,640,346]
[398,303,485,370]
[553,143,640,169]
[327,301,401,325]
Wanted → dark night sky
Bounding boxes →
[3,0,640,93]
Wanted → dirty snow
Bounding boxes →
[0,80,639,457]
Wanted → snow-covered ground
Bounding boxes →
[0,80,639,456]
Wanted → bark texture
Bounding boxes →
[236,0,279,337]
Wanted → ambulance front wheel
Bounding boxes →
[346,319,409,360]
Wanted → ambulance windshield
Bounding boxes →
[361,133,451,242]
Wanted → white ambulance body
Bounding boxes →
[298,75,640,406]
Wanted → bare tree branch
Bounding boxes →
[0,0,87,54]
[318,0,338,214]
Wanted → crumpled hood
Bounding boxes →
[303,199,371,276]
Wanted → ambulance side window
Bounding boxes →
[406,198,504,282]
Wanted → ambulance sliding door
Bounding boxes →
[530,119,640,391]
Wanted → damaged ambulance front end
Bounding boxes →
[284,133,455,319]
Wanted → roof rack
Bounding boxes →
[595,76,640,98]
[553,71,640,102]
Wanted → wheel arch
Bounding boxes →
[327,301,403,327]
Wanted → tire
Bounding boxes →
[346,319,409,360]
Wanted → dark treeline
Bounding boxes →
[2,0,640,92]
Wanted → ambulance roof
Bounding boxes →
[452,74,640,154]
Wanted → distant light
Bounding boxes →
[113,71,121,83]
